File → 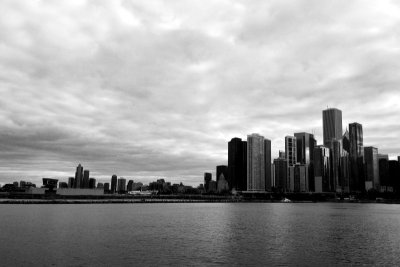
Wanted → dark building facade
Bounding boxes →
[322,108,343,147]
[364,147,379,191]
[204,172,212,192]
[216,165,228,183]
[111,175,118,194]
[274,157,287,192]
[294,132,316,191]
[74,164,83,189]
[83,170,90,189]
[264,139,272,191]
[314,145,331,192]
[228,138,247,191]
[89,178,96,189]
[349,122,364,192]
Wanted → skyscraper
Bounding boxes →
[74,164,83,189]
[322,108,343,147]
[83,170,90,189]
[314,145,331,192]
[228,137,247,191]
[204,172,212,192]
[285,136,297,166]
[364,147,379,191]
[216,165,228,183]
[111,174,118,193]
[67,177,74,188]
[294,132,316,164]
[349,122,364,192]
[117,178,127,193]
[264,139,272,191]
[89,178,96,189]
[247,133,266,192]
[274,157,287,192]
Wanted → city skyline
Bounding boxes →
[1,1,400,186]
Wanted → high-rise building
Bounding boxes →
[331,139,342,192]
[247,133,266,192]
[294,164,309,192]
[285,136,297,166]
[342,129,350,153]
[349,122,364,192]
[74,164,83,189]
[294,132,316,164]
[117,178,127,193]
[127,180,134,191]
[274,157,287,192]
[111,175,118,193]
[314,145,331,192]
[264,139,272,191]
[322,108,343,147]
[364,147,379,191]
[216,165,228,183]
[389,160,400,192]
[83,170,90,189]
[67,177,74,188]
[97,183,104,189]
[104,183,110,192]
[89,178,96,189]
[228,138,247,191]
[379,157,389,192]
[204,172,212,192]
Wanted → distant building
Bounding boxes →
[294,132,316,192]
[104,183,110,192]
[389,161,400,192]
[83,170,90,189]
[68,177,74,188]
[323,108,343,148]
[285,136,297,166]
[228,137,247,191]
[89,178,96,189]
[208,180,217,193]
[59,182,68,188]
[97,183,104,189]
[247,133,267,192]
[264,139,272,192]
[111,175,118,193]
[274,157,287,192]
[117,178,127,193]
[349,122,364,192]
[278,150,285,159]
[379,157,390,191]
[314,145,331,192]
[204,172,212,192]
[364,147,379,191]
[127,180,134,191]
[294,164,308,192]
[75,164,83,189]
[216,165,228,183]
[217,174,229,193]
[342,129,350,153]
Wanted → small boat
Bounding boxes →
[281,198,292,203]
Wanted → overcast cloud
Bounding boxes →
[1,0,400,185]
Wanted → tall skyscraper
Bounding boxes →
[83,170,90,189]
[228,138,247,191]
[349,122,364,192]
[204,172,212,192]
[294,132,316,164]
[285,136,297,166]
[322,108,343,147]
[89,178,96,189]
[247,133,266,192]
[117,178,127,193]
[74,164,83,189]
[342,129,350,153]
[314,145,331,192]
[274,157,287,192]
[127,180,134,191]
[364,147,379,191]
[264,139,272,191]
[111,174,118,193]
[68,177,74,188]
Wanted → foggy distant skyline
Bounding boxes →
[1,0,400,185]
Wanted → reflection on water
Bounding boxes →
[0,203,399,266]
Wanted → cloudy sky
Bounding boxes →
[1,0,400,186]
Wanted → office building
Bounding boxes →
[264,138,272,191]
[331,139,342,192]
[97,183,104,189]
[216,165,228,183]
[294,164,308,192]
[111,175,118,193]
[74,164,83,189]
[349,122,364,192]
[314,145,331,192]
[247,133,266,191]
[364,147,379,191]
[117,178,127,193]
[127,180,134,191]
[274,158,287,192]
[389,161,400,192]
[228,137,247,191]
[89,178,96,189]
[204,172,212,192]
[83,170,90,189]
[342,129,350,153]
[322,108,343,147]
[294,132,316,191]
[379,157,390,192]
[285,136,297,166]
[67,177,74,188]
[104,183,110,192]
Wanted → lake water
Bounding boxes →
[0,203,399,266]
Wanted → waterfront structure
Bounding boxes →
[111,175,118,193]
[74,164,83,189]
[264,139,272,191]
[314,145,331,192]
[228,137,247,191]
[323,108,343,147]
[204,172,212,192]
[216,165,228,183]
[67,177,74,188]
[117,178,127,193]
[285,136,297,166]
[83,170,90,189]
[247,133,267,192]
[274,157,287,192]
[364,147,379,191]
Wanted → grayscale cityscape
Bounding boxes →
[1,1,400,266]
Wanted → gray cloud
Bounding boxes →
[1,0,400,185]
